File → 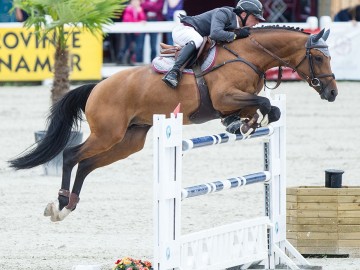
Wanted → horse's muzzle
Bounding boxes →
[321,88,337,102]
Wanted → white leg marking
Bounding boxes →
[44,200,71,222]
[260,114,269,127]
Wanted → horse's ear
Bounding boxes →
[312,28,325,42]
[322,29,330,41]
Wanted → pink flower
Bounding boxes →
[113,257,153,270]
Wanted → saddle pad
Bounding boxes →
[152,46,217,74]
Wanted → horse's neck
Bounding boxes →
[228,31,308,71]
[252,31,308,69]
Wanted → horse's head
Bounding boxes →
[295,29,338,102]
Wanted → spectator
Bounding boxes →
[103,1,129,63]
[117,0,146,65]
[163,0,184,45]
[141,0,164,61]
[334,5,360,22]
[15,8,28,22]
[0,0,16,22]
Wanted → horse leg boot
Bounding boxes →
[240,107,271,136]
[162,41,197,89]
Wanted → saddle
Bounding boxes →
[159,37,216,68]
[154,38,221,124]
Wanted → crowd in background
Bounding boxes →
[334,5,360,22]
[1,0,184,66]
[105,0,184,65]
[2,0,360,66]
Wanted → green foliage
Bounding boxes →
[12,0,127,49]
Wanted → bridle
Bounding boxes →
[249,35,335,95]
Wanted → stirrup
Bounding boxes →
[162,76,178,88]
[162,71,179,89]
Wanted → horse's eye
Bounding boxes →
[314,56,322,63]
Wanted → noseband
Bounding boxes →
[293,45,335,95]
[250,36,335,95]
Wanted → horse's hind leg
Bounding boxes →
[45,125,151,222]
[44,120,131,219]
[43,143,83,219]
[61,144,85,208]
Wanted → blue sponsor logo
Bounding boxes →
[166,125,171,139]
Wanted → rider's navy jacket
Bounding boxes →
[180,7,238,43]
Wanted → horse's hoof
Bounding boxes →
[50,214,62,222]
[50,208,71,222]
[268,106,281,123]
[50,215,60,222]
[44,202,64,222]
[222,114,240,127]
[58,208,72,220]
[226,120,241,134]
[44,202,54,217]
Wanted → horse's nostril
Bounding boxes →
[331,90,336,96]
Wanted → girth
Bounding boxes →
[188,42,264,124]
[189,63,221,124]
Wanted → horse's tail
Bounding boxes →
[9,83,97,170]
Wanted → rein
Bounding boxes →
[249,35,335,95]
[195,44,265,79]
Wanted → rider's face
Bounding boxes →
[239,13,260,27]
[246,14,260,27]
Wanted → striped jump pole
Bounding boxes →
[181,171,271,199]
[182,126,274,152]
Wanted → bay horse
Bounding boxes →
[9,26,338,222]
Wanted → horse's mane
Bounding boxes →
[250,25,311,35]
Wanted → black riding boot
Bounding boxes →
[162,41,197,89]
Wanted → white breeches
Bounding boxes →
[172,23,203,49]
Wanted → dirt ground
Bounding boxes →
[0,81,359,270]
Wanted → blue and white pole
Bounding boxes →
[181,171,271,199]
[182,126,274,152]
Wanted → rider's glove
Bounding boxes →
[234,28,250,39]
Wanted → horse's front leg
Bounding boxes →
[219,94,280,136]
[238,104,281,135]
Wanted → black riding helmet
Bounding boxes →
[234,0,266,24]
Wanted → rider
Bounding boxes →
[162,0,265,89]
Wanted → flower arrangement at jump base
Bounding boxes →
[113,257,152,270]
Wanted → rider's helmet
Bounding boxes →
[234,0,266,21]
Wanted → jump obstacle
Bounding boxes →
[153,95,312,270]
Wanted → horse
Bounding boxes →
[9,26,338,222]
